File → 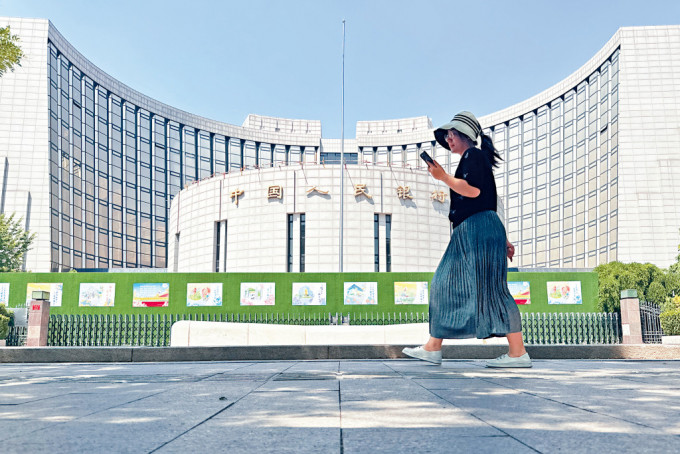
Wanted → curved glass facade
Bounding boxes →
[49,41,170,270]
[488,49,620,269]
[0,18,672,272]
[46,41,438,271]
[45,39,619,271]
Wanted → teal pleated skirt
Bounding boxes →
[429,210,522,339]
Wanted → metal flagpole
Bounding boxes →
[340,20,345,272]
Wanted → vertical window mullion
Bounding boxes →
[287,214,293,272]
[214,221,221,272]
[300,213,305,272]
[386,214,391,272]
[374,214,379,272]
[222,220,227,272]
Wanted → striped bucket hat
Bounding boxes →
[434,111,482,150]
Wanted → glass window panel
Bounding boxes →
[229,138,242,171]
[213,135,227,173]
[508,120,520,148]
[273,144,286,165]
[197,131,212,177]
[288,145,301,165]
[153,117,166,145]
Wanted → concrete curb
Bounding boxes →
[1,344,680,363]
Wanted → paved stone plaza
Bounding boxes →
[1,359,679,453]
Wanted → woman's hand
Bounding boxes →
[427,160,447,181]
[506,241,515,262]
[428,160,481,198]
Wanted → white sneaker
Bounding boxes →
[402,346,442,365]
[486,352,532,368]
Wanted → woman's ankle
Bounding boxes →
[423,342,442,352]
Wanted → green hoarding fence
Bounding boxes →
[21,311,620,347]
[2,270,606,346]
[0,271,600,315]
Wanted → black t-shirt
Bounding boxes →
[449,147,497,229]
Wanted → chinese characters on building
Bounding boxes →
[230,189,244,206]
[396,186,413,200]
[225,183,447,205]
[430,190,447,203]
[267,185,283,199]
[307,186,329,195]
[354,184,372,199]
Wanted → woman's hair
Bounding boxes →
[479,132,502,169]
[452,128,503,169]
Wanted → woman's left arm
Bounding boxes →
[427,160,480,198]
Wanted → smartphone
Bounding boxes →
[420,151,436,167]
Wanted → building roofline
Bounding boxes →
[43,18,322,146]
[6,18,678,142]
[478,28,624,127]
[476,25,680,127]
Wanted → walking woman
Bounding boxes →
[403,111,530,368]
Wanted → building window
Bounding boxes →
[287,214,293,272]
[300,213,306,272]
[374,214,380,272]
[214,222,221,272]
[385,214,391,272]
[320,152,358,165]
[374,214,392,272]
[213,220,226,272]
[287,213,305,272]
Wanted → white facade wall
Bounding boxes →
[616,27,680,266]
[0,18,50,272]
[168,165,451,272]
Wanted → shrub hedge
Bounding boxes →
[0,303,12,339]
[660,308,680,336]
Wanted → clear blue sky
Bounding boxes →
[2,0,679,138]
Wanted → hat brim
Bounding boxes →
[434,128,451,150]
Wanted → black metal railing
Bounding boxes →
[5,326,27,346]
[29,311,624,347]
[639,301,662,344]
[522,312,621,344]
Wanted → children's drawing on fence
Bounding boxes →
[394,282,428,305]
[344,282,377,305]
[508,281,531,305]
[79,283,116,307]
[547,281,582,305]
[186,283,222,307]
[292,283,326,306]
[0,283,9,306]
[240,283,275,306]
[133,283,169,307]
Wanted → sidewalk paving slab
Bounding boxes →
[1,359,679,453]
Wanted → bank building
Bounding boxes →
[1,17,679,273]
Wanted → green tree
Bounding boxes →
[667,271,680,297]
[670,229,680,274]
[0,25,24,77]
[0,213,35,272]
[647,280,667,304]
[597,273,621,312]
[595,261,627,312]
[0,303,12,339]
[595,261,667,311]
